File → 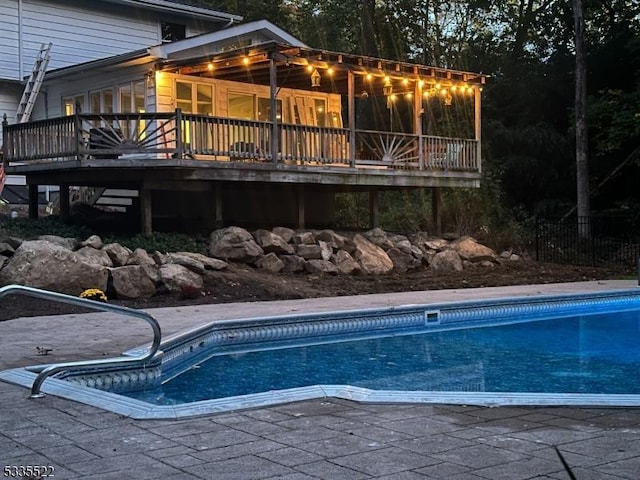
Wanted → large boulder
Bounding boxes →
[253,229,294,255]
[314,230,350,251]
[127,248,156,267]
[296,244,323,260]
[166,253,205,275]
[81,235,103,249]
[158,264,203,292]
[175,252,228,270]
[0,240,109,294]
[256,252,284,273]
[0,242,15,256]
[102,243,131,267]
[305,259,338,275]
[110,265,156,299]
[37,235,78,250]
[75,246,113,267]
[209,226,263,263]
[280,255,305,273]
[387,247,421,273]
[450,237,497,263]
[0,255,8,270]
[331,250,361,275]
[363,227,394,250]
[352,234,394,275]
[430,250,463,272]
[272,226,295,243]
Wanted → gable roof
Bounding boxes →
[148,20,307,61]
[100,0,242,23]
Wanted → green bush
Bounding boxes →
[104,232,209,254]
[0,215,93,240]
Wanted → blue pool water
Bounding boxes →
[128,309,640,406]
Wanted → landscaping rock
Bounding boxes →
[176,252,228,270]
[158,264,203,292]
[75,246,113,267]
[0,240,108,294]
[318,240,333,261]
[128,248,156,267]
[256,252,284,273]
[272,226,295,243]
[253,229,295,255]
[363,227,395,250]
[110,265,156,299]
[0,236,22,250]
[315,229,350,251]
[430,250,463,272]
[81,234,103,249]
[280,254,305,273]
[292,231,315,245]
[37,235,78,250]
[209,226,263,263]
[352,234,394,274]
[0,242,15,256]
[305,259,338,275]
[166,253,205,275]
[102,243,131,267]
[387,247,421,273]
[450,236,497,263]
[331,250,361,275]
[296,244,323,260]
[0,255,7,270]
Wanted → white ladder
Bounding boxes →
[16,42,52,123]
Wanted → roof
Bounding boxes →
[99,0,242,23]
[148,20,307,60]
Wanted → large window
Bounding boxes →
[228,93,255,120]
[89,89,114,114]
[119,81,145,113]
[175,81,215,149]
[63,95,85,114]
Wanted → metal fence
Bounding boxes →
[536,216,640,267]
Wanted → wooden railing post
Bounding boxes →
[1,113,7,165]
[175,108,183,159]
[74,112,82,160]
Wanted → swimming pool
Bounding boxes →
[2,289,640,419]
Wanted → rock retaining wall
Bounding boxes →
[0,227,519,300]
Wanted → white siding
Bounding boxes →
[0,81,22,144]
[0,1,20,79]
[0,0,226,82]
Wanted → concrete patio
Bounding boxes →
[1,280,639,479]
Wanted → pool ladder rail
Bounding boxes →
[0,284,162,398]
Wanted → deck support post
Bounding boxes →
[296,185,305,229]
[214,182,223,228]
[369,189,379,228]
[269,56,279,163]
[58,184,70,220]
[28,184,38,219]
[431,187,441,235]
[414,77,424,169]
[475,86,482,173]
[348,71,356,167]
[140,185,152,235]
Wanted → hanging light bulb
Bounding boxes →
[444,90,453,106]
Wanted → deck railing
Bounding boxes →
[2,110,480,173]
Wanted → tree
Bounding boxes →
[573,0,590,231]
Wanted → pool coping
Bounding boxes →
[3,287,640,419]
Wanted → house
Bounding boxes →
[0,0,240,203]
[1,1,487,233]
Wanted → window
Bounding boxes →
[161,22,186,42]
[63,95,85,114]
[89,89,114,114]
[228,93,254,120]
[118,81,145,113]
[257,97,282,122]
[175,81,215,150]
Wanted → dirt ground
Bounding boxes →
[0,259,632,321]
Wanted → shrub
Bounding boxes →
[79,288,108,302]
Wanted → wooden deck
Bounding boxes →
[2,111,481,189]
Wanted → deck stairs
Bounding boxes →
[71,187,139,213]
[17,43,52,123]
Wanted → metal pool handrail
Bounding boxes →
[0,284,161,398]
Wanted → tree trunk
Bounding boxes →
[573,0,590,237]
[361,0,379,57]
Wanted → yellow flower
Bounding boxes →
[79,288,108,302]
